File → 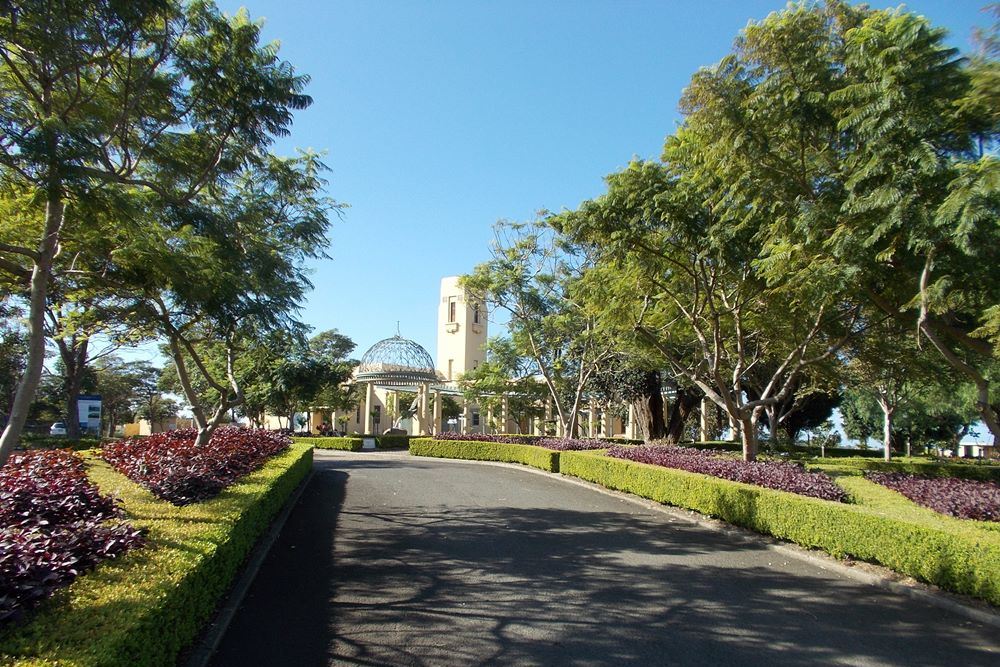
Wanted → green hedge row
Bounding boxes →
[409,438,560,473]
[559,450,1000,606]
[293,436,364,451]
[375,435,411,449]
[810,457,1000,483]
[0,444,314,667]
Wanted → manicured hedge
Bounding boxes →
[293,436,364,452]
[409,438,560,473]
[375,435,411,449]
[812,457,1000,483]
[0,443,313,667]
[559,450,1000,605]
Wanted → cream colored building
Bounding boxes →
[304,275,636,439]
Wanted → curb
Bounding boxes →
[183,469,316,667]
[399,450,1000,629]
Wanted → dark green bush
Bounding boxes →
[0,444,313,667]
[559,450,1000,606]
[409,438,560,473]
[293,436,364,452]
[375,435,411,449]
[19,435,103,451]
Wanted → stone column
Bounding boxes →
[627,403,638,440]
[602,408,612,438]
[365,382,375,434]
[588,401,596,438]
[433,389,442,435]
[462,397,471,435]
[501,395,509,434]
[544,399,552,437]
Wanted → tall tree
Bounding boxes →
[463,221,615,437]
[0,0,321,463]
[553,161,860,461]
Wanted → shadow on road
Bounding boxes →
[210,455,998,667]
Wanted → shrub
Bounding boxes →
[375,435,411,449]
[0,450,143,625]
[292,436,364,452]
[0,444,312,667]
[410,438,560,472]
[607,445,846,502]
[559,450,1000,605]
[865,472,1000,522]
[101,427,289,505]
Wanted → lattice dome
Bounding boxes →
[354,335,440,386]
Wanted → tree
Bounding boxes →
[553,160,860,461]
[0,300,26,427]
[463,221,615,437]
[459,337,547,433]
[0,0,324,463]
[91,356,160,436]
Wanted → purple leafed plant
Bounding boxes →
[536,438,608,451]
[101,426,290,506]
[0,449,144,625]
[606,445,847,502]
[865,471,1000,522]
[434,432,540,445]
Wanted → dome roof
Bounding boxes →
[355,335,440,386]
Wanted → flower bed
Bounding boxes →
[0,450,143,624]
[101,427,290,505]
[537,437,608,451]
[864,471,1000,522]
[607,445,846,502]
[434,432,540,445]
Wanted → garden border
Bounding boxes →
[0,443,313,667]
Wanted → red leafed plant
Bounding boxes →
[0,449,143,624]
[865,471,1000,522]
[606,445,848,502]
[101,427,290,506]
[536,437,608,451]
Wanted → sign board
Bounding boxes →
[78,394,102,434]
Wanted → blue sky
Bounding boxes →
[209,0,989,362]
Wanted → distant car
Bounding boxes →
[49,422,67,436]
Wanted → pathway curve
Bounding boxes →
[208,450,999,666]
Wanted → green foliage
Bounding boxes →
[809,457,1000,484]
[292,436,364,452]
[0,444,313,666]
[375,435,411,450]
[559,450,1000,605]
[409,438,560,473]
[462,221,614,437]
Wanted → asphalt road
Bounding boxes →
[208,450,1000,666]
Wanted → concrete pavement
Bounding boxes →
[207,450,1000,666]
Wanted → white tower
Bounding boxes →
[436,276,487,382]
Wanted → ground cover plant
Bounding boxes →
[536,437,607,451]
[0,444,312,666]
[101,427,290,505]
[434,432,540,445]
[607,445,846,502]
[864,471,1000,522]
[0,450,143,624]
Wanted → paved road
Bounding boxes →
[209,451,999,666]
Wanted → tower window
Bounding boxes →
[448,297,457,323]
[473,304,480,324]
[448,359,454,380]
[472,412,480,427]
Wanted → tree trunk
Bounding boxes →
[0,196,64,467]
[632,370,667,442]
[663,387,699,445]
[880,402,894,462]
[740,416,758,461]
[59,336,88,441]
